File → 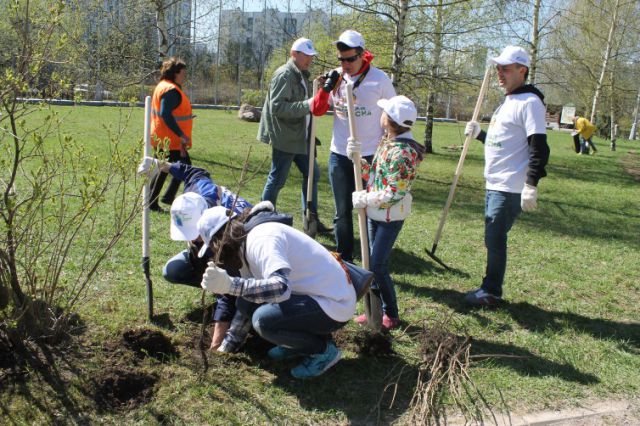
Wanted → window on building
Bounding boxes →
[247,17,253,31]
[284,17,297,35]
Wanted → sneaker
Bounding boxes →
[382,315,401,330]
[290,342,342,379]
[354,314,367,325]
[463,288,501,307]
[149,204,168,213]
[267,345,301,361]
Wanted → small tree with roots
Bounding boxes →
[0,0,142,344]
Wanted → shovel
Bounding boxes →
[303,80,319,238]
[345,82,383,332]
[426,67,492,268]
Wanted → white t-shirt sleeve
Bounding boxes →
[381,75,397,100]
[246,234,291,278]
[523,98,547,137]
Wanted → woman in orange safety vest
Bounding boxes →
[149,57,194,212]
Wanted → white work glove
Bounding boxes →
[201,262,233,295]
[571,131,578,137]
[465,121,481,139]
[250,200,274,214]
[352,190,369,209]
[137,156,160,177]
[521,184,538,212]
[346,137,361,161]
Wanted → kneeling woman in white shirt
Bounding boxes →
[197,206,356,379]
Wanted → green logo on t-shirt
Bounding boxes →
[485,132,502,148]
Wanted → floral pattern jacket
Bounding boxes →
[360,132,424,209]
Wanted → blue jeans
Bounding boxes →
[581,136,597,154]
[368,218,404,318]
[236,295,346,355]
[163,249,237,322]
[481,190,522,298]
[328,152,372,262]
[261,147,319,213]
[163,250,201,287]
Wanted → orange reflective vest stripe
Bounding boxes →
[150,80,193,150]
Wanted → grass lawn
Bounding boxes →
[2,105,639,424]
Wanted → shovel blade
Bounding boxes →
[364,290,383,331]
[303,210,318,239]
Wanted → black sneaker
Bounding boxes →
[149,204,168,214]
[317,220,334,235]
[463,288,501,307]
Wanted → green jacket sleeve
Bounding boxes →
[269,71,311,119]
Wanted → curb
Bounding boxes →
[449,400,632,425]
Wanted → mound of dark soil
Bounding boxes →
[0,337,25,387]
[418,327,470,366]
[334,328,394,356]
[122,328,178,360]
[0,337,16,370]
[94,366,157,411]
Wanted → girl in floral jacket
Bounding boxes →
[349,95,425,330]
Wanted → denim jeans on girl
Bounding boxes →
[481,190,522,298]
[368,218,404,319]
[236,294,346,355]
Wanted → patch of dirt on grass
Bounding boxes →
[0,336,26,386]
[334,328,394,356]
[122,327,178,361]
[93,365,157,411]
[621,150,640,182]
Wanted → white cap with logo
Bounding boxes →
[291,38,318,56]
[196,206,237,258]
[489,45,531,68]
[170,192,209,241]
[335,30,365,49]
[377,95,418,128]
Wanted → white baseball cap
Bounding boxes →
[377,95,418,128]
[489,45,531,68]
[170,192,209,241]
[335,30,365,49]
[291,38,318,56]
[197,206,237,258]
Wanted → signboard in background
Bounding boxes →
[561,106,576,125]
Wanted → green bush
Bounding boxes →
[241,89,265,108]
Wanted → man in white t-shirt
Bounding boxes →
[463,46,550,307]
[311,30,396,262]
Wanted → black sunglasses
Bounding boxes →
[337,54,360,63]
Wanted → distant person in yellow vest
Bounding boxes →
[571,116,597,155]
[149,57,194,212]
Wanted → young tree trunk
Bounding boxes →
[154,0,169,59]
[423,93,435,153]
[529,0,541,84]
[630,87,640,140]
[390,0,409,87]
[589,0,620,124]
[423,0,443,153]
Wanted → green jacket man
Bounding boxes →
[258,38,332,236]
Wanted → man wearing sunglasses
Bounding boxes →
[311,30,396,262]
[258,37,332,236]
